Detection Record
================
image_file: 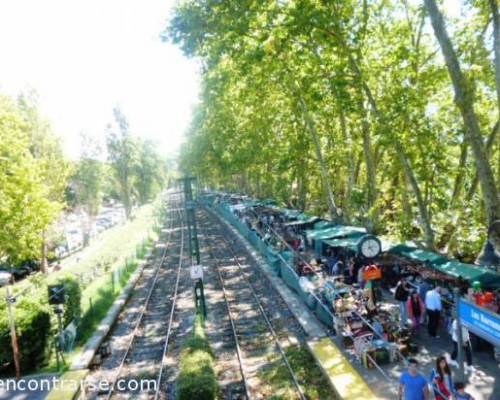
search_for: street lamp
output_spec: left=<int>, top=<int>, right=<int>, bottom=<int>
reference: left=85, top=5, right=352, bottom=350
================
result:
left=0, top=272, right=21, bottom=378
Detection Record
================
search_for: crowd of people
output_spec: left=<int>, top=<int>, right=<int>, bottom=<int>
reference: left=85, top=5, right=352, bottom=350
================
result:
left=227, top=201, right=498, bottom=400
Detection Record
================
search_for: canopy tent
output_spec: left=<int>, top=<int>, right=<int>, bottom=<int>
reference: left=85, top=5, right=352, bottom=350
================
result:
left=313, top=220, right=336, bottom=230
left=323, top=236, right=363, bottom=252
left=387, top=245, right=500, bottom=289
left=306, top=225, right=367, bottom=241
left=282, top=209, right=301, bottom=219
left=389, top=246, right=449, bottom=265
left=261, top=198, right=278, bottom=206
left=283, top=216, right=321, bottom=227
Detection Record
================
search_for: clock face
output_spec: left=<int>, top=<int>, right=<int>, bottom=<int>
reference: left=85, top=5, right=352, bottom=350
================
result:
left=360, top=238, right=381, bottom=258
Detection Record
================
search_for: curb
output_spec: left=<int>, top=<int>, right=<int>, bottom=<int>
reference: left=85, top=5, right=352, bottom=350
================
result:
left=70, top=249, right=153, bottom=371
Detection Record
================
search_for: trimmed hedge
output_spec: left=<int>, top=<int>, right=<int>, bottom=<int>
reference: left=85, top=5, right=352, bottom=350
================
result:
left=0, top=274, right=81, bottom=375
left=176, top=314, right=217, bottom=400
left=0, top=297, right=51, bottom=374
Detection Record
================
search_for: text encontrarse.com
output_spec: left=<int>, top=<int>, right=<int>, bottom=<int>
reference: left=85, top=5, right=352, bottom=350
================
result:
left=0, top=377, right=157, bottom=392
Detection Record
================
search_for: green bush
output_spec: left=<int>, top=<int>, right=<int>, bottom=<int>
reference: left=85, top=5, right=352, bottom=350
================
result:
left=0, top=297, right=51, bottom=374
left=176, top=314, right=217, bottom=400
left=50, top=274, right=82, bottom=327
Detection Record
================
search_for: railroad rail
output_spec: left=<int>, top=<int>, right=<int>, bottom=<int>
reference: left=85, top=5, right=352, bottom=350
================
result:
left=85, top=195, right=185, bottom=399
left=200, top=208, right=306, bottom=400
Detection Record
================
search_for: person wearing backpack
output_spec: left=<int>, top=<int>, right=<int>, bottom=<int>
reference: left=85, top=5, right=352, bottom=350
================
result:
left=395, top=277, right=410, bottom=328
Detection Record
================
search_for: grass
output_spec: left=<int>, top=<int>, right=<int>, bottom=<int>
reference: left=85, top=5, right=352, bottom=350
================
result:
left=176, top=313, right=218, bottom=400
left=258, top=344, right=337, bottom=400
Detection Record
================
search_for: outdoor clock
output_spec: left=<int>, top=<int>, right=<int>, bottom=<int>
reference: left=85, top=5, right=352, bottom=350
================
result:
left=358, top=235, right=382, bottom=259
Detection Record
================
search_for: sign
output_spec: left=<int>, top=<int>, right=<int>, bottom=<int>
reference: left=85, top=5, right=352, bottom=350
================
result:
left=190, top=265, right=204, bottom=280
left=458, top=299, right=500, bottom=347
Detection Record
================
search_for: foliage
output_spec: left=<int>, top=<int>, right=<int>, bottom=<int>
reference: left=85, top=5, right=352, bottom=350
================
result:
left=167, top=0, right=500, bottom=259
left=0, top=94, right=59, bottom=265
left=0, top=296, right=51, bottom=374
left=71, top=134, right=106, bottom=217
left=176, top=314, right=217, bottom=400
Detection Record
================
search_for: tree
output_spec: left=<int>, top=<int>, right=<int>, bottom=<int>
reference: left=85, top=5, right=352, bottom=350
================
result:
left=0, top=95, right=54, bottom=265
left=135, top=139, right=165, bottom=205
left=72, top=133, right=105, bottom=217
left=106, top=106, right=137, bottom=219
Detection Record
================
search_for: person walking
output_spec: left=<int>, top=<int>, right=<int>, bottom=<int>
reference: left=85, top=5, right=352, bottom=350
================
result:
left=395, top=278, right=410, bottom=328
left=407, top=290, right=426, bottom=332
left=449, top=318, right=474, bottom=373
left=399, top=358, right=430, bottom=400
left=425, top=286, right=442, bottom=338
left=430, top=355, right=453, bottom=400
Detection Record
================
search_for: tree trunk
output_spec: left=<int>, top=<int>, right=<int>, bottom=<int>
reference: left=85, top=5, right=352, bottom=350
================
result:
left=394, top=141, right=435, bottom=248
left=357, top=93, right=377, bottom=211
left=490, top=0, right=500, bottom=114
left=340, top=106, right=355, bottom=222
left=424, top=0, right=500, bottom=224
left=296, top=93, right=341, bottom=220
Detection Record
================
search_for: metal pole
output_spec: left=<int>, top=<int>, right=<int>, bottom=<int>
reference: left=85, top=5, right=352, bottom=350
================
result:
left=454, top=289, right=465, bottom=382
left=6, top=285, right=21, bottom=378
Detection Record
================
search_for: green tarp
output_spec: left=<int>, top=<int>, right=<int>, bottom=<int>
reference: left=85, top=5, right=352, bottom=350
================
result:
left=389, top=245, right=448, bottom=265
left=323, top=236, right=363, bottom=251
left=283, top=216, right=320, bottom=227
left=313, top=220, right=335, bottom=230
left=388, top=245, right=500, bottom=288
left=306, top=225, right=367, bottom=241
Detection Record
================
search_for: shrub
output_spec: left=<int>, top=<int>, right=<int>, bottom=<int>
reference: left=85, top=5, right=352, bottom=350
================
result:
left=0, top=297, right=51, bottom=374
left=49, top=274, right=82, bottom=327
left=176, top=314, right=217, bottom=400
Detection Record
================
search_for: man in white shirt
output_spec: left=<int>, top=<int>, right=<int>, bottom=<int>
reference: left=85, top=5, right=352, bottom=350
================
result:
left=425, top=286, right=442, bottom=338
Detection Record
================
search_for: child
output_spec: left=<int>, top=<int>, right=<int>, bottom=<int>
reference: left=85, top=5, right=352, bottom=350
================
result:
left=454, top=382, right=474, bottom=400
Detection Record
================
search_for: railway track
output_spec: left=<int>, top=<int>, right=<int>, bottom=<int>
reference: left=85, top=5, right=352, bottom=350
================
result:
left=198, top=208, right=307, bottom=400
left=85, top=195, right=189, bottom=400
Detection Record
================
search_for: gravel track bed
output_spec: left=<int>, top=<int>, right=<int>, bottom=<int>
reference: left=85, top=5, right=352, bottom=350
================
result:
left=198, top=208, right=307, bottom=400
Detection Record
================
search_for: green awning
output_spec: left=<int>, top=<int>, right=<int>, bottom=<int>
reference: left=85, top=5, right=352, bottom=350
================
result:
left=261, top=198, right=277, bottom=206
left=313, top=220, right=335, bottom=230
left=434, top=260, right=483, bottom=281
left=388, top=245, right=448, bottom=265
left=323, top=236, right=362, bottom=251
left=388, top=245, right=500, bottom=288
left=283, top=216, right=320, bottom=227
left=283, top=209, right=301, bottom=219
left=306, top=225, right=367, bottom=241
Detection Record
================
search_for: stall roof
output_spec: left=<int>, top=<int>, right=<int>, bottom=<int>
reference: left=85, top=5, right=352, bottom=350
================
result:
left=390, top=247, right=449, bottom=265
left=388, top=245, right=500, bottom=288
left=313, top=220, right=336, bottom=230
left=282, top=209, right=301, bottom=218
left=323, top=236, right=362, bottom=251
left=283, top=216, right=321, bottom=227
left=306, top=225, right=367, bottom=241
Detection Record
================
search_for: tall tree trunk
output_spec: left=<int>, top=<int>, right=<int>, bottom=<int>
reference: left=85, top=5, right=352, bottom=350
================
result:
left=394, top=141, right=435, bottom=248
left=466, top=122, right=500, bottom=201
left=340, top=106, right=355, bottom=222
left=295, top=93, right=341, bottom=220
left=357, top=93, right=377, bottom=211
left=424, top=0, right=500, bottom=224
left=490, top=0, right=500, bottom=115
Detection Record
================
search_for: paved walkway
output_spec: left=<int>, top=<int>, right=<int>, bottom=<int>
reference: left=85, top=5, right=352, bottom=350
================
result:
left=0, top=374, right=58, bottom=400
